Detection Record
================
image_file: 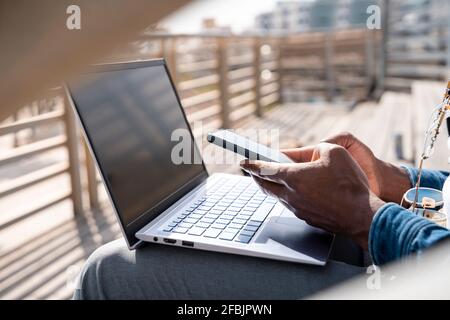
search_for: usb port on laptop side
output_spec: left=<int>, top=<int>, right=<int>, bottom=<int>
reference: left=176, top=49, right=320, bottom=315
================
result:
left=182, top=241, right=194, bottom=247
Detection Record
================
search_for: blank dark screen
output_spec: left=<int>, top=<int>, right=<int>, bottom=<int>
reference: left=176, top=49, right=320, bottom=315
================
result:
left=70, top=65, right=205, bottom=226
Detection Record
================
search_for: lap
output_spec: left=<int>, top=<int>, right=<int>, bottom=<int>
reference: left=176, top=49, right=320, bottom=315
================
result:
left=74, top=238, right=365, bottom=300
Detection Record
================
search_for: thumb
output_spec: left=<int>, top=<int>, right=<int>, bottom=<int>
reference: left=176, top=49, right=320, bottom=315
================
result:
left=240, top=159, right=282, bottom=177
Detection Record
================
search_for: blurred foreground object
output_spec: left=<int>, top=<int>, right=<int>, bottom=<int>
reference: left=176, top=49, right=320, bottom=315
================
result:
left=311, top=239, right=450, bottom=299
left=0, top=0, right=190, bottom=122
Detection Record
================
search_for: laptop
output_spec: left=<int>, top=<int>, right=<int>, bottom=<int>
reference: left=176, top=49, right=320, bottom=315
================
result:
left=67, top=59, right=334, bottom=265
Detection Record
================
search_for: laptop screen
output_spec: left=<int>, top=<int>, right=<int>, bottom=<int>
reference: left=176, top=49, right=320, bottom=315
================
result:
left=68, top=60, right=207, bottom=248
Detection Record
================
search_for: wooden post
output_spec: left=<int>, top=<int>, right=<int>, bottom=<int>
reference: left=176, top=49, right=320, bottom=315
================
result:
left=254, top=38, right=262, bottom=117
left=365, top=30, right=375, bottom=95
left=83, top=139, right=99, bottom=210
left=218, top=38, right=230, bottom=128
left=276, top=38, right=284, bottom=105
left=324, top=32, right=335, bottom=102
left=63, top=88, right=83, bottom=215
left=376, top=0, right=390, bottom=97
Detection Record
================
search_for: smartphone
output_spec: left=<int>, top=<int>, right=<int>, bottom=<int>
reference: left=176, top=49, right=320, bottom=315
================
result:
left=207, top=130, right=294, bottom=163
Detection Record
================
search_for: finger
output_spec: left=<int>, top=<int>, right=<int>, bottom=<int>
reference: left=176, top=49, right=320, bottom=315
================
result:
left=311, top=142, right=338, bottom=162
left=280, top=146, right=316, bottom=163
left=251, top=175, right=287, bottom=199
left=240, top=160, right=292, bottom=185
left=321, top=132, right=356, bottom=149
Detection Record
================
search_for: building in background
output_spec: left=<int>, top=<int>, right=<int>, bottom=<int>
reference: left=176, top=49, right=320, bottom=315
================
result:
left=254, top=0, right=378, bottom=33
left=384, top=0, right=450, bottom=90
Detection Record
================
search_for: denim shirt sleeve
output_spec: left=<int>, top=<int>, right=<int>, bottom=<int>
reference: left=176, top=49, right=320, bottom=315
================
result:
left=402, top=166, right=449, bottom=190
left=369, top=167, right=450, bottom=265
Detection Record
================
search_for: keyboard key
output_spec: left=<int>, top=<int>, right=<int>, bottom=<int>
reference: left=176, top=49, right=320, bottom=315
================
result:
left=178, top=222, right=194, bottom=228
left=173, top=218, right=182, bottom=223
left=189, top=213, right=203, bottom=219
left=196, top=222, right=211, bottom=229
left=219, top=230, right=238, bottom=241
left=163, top=227, right=173, bottom=232
left=247, top=220, right=263, bottom=227
left=172, top=227, right=189, bottom=234
left=234, top=218, right=249, bottom=224
left=211, top=223, right=226, bottom=230
left=219, top=215, right=233, bottom=221
left=240, top=229, right=256, bottom=237
left=168, top=222, right=178, bottom=228
left=184, top=217, right=199, bottom=224
left=223, top=210, right=238, bottom=216
left=224, top=226, right=240, bottom=234
left=251, top=203, right=275, bottom=222
left=188, top=227, right=206, bottom=236
left=216, top=219, right=230, bottom=225
left=214, top=205, right=229, bottom=210
left=230, top=220, right=245, bottom=228
left=243, top=225, right=258, bottom=232
left=203, top=228, right=221, bottom=238
left=200, top=217, right=216, bottom=223
left=205, top=213, right=220, bottom=218
left=235, top=234, right=252, bottom=244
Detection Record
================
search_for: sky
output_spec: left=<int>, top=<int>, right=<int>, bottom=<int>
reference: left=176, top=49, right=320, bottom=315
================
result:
left=162, top=0, right=287, bottom=33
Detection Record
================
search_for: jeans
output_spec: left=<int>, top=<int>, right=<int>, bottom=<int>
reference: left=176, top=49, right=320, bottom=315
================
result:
left=73, top=236, right=365, bottom=300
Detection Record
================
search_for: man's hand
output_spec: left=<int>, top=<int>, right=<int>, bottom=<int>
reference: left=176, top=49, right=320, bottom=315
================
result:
left=282, top=132, right=411, bottom=203
left=241, top=142, right=386, bottom=250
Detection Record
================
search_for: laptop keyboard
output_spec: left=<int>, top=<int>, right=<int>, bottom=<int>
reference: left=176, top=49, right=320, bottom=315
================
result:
left=162, top=177, right=277, bottom=244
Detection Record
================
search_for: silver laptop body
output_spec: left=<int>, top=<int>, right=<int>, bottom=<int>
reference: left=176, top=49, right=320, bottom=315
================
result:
left=67, top=59, right=334, bottom=265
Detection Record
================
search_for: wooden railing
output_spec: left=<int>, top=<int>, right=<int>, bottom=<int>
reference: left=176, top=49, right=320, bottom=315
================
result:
left=0, top=89, right=82, bottom=231
left=0, top=28, right=380, bottom=229
left=131, top=34, right=283, bottom=132
left=279, top=29, right=380, bottom=102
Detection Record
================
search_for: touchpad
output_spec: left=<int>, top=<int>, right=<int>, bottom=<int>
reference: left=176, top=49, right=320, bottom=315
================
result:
left=274, top=209, right=298, bottom=222
left=255, top=209, right=334, bottom=261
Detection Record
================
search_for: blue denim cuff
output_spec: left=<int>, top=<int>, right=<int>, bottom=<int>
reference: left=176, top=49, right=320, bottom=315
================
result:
left=401, top=166, right=449, bottom=191
left=369, top=203, right=423, bottom=265
left=369, top=202, right=450, bottom=265
left=401, top=166, right=416, bottom=188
